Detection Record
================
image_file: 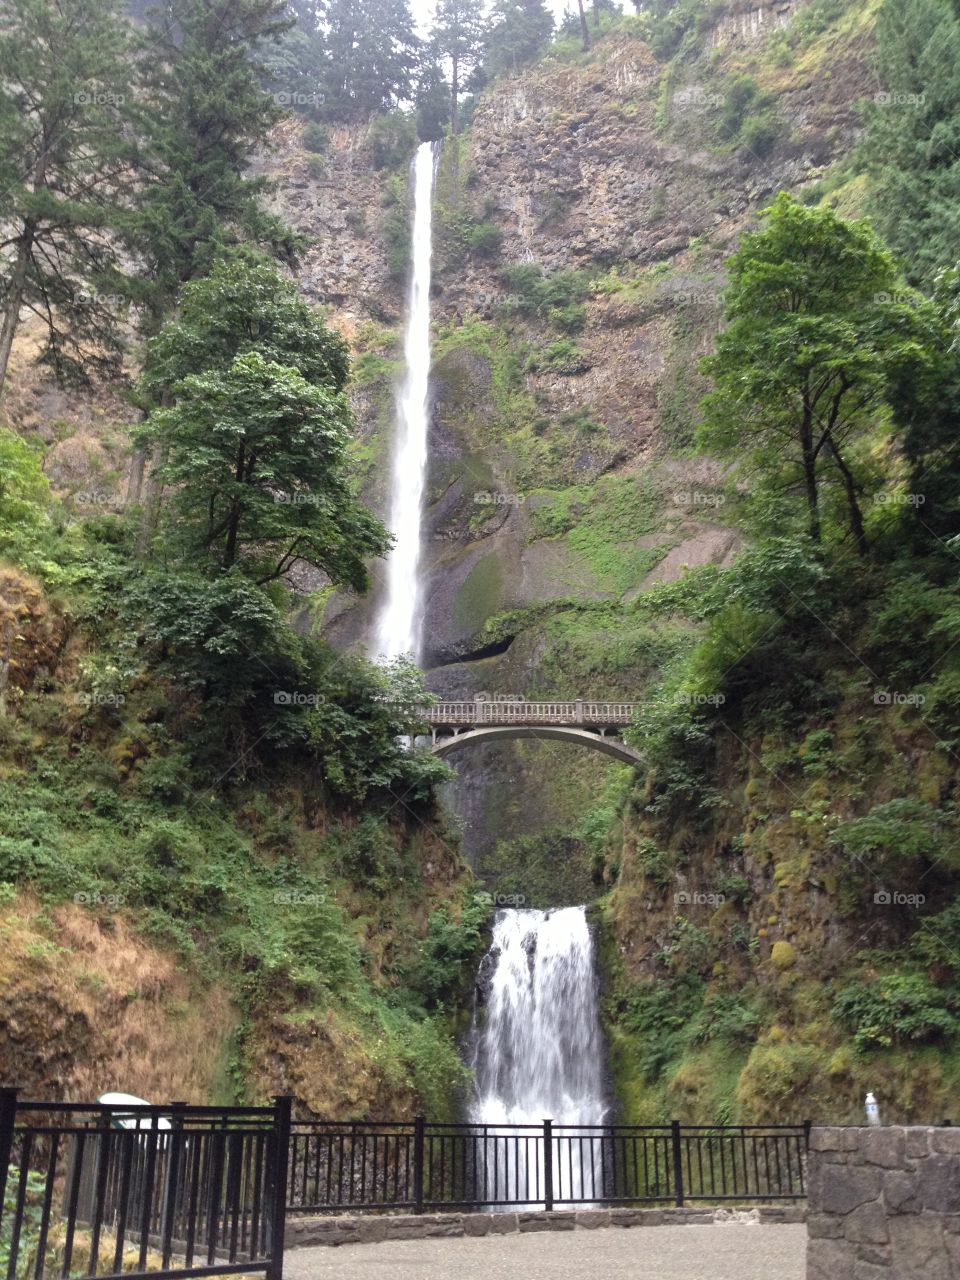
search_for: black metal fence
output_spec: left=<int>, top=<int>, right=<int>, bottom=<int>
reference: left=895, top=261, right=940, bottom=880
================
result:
left=0, top=1090, right=291, bottom=1280
left=286, top=1119, right=811, bottom=1213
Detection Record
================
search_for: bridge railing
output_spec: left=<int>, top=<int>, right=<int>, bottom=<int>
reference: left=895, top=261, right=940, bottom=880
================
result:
left=285, top=1119, right=810, bottom=1213
left=412, top=701, right=640, bottom=727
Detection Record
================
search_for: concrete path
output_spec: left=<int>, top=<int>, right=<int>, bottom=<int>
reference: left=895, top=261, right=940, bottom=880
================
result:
left=285, top=1223, right=807, bottom=1280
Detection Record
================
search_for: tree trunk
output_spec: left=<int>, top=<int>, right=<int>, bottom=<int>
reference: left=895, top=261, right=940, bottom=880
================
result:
left=826, top=439, right=868, bottom=556
left=451, top=53, right=459, bottom=135
left=0, top=229, right=33, bottom=393
left=800, top=405, right=821, bottom=543
left=577, top=0, right=590, bottom=48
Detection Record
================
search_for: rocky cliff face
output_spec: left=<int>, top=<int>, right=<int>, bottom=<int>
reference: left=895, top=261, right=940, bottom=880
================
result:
left=301, top=0, right=874, bottom=871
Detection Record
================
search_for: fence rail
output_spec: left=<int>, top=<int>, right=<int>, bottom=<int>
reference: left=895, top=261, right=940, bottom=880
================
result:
left=412, top=701, right=640, bottom=728
left=2, top=1096, right=810, bottom=1280
left=285, top=1119, right=811, bottom=1213
left=0, top=1090, right=290, bottom=1280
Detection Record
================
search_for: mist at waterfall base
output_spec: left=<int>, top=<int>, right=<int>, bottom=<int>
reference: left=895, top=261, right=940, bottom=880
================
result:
left=470, top=906, right=608, bottom=1204
left=373, top=140, right=438, bottom=665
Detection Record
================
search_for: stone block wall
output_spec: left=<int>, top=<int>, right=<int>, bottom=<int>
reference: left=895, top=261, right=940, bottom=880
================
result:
left=807, top=1127, right=960, bottom=1279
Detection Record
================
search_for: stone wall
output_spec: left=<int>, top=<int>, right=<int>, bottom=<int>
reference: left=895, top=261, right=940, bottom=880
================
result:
left=807, top=1127, right=960, bottom=1279
left=288, top=1204, right=805, bottom=1249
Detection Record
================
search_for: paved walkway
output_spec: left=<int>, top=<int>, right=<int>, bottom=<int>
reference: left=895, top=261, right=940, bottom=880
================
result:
left=285, top=1223, right=807, bottom=1280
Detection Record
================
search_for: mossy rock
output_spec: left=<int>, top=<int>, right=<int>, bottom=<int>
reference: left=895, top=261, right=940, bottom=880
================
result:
left=770, top=940, right=797, bottom=971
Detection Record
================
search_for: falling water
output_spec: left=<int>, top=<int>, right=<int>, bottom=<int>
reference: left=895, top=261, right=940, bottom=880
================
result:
left=471, top=907, right=608, bottom=1204
left=373, top=141, right=439, bottom=663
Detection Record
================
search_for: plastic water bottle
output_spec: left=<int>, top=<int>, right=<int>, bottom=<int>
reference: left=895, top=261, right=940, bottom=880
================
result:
left=865, top=1092, right=881, bottom=1126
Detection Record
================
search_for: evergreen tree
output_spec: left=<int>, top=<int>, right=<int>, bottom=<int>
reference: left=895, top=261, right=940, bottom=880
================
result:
left=430, top=0, right=487, bottom=133
left=0, top=0, right=134, bottom=391
left=120, top=0, right=302, bottom=337
left=322, top=0, right=419, bottom=119
left=262, top=0, right=329, bottom=117
left=484, top=0, right=554, bottom=77
left=415, top=60, right=451, bottom=142
left=860, top=0, right=960, bottom=289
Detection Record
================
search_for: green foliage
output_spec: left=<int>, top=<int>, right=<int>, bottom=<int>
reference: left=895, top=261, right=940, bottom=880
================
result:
left=402, top=892, right=491, bottom=1010
left=829, top=800, right=954, bottom=875
left=301, top=122, right=329, bottom=152
left=834, top=972, right=960, bottom=1050
left=0, top=427, right=51, bottom=554
left=0, top=0, right=133, bottom=387
left=484, top=0, right=554, bottom=78
left=719, top=76, right=784, bottom=157
left=500, top=263, right=592, bottom=323
left=366, top=111, right=418, bottom=170
left=700, top=193, right=934, bottom=553
left=0, top=1165, right=45, bottom=1279
left=859, top=0, right=960, bottom=288
left=137, top=258, right=388, bottom=588
left=120, top=0, right=302, bottom=334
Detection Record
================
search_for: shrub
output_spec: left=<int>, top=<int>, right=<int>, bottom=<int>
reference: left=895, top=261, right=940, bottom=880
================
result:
left=466, top=222, right=502, bottom=259
left=301, top=123, right=328, bottom=154
left=833, top=973, right=960, bottom=1050
left=367, top=111, right=417, bottom=171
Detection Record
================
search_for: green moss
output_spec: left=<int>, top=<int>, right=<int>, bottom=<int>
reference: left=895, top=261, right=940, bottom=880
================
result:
left=452, top=552, right=507, bottom=635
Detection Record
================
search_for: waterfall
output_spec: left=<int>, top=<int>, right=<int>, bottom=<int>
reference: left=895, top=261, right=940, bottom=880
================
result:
left=373, top=140, right=439, bottom=663
left=471, top=906, right=608, bottom=1204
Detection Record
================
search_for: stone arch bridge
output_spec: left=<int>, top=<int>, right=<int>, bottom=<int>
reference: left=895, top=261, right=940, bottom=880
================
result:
left=411, top=700, right=643, bottom=765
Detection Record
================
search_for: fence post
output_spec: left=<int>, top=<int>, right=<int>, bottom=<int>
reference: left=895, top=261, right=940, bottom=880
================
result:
left=803, top=1120, right=812, bottom=1150
left=413, top=1116, right=425, bottom=1215
left=542, top=1119, right=554, bottom=1213
left=670, top=1121, right=684, bottom=1209
left=267, top=1096, right=293, bottom=1280
left=0, top=1087, right=18, bottom=1231
left=161, top=1102, right=187, bottom=1267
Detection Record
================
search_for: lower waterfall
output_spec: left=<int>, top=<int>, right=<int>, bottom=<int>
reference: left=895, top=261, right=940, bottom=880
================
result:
left=470, top=906, right=608, bottom=1204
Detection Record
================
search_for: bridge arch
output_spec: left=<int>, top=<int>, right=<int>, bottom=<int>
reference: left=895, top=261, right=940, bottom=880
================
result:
left=430, top=724, right=643, bottom=765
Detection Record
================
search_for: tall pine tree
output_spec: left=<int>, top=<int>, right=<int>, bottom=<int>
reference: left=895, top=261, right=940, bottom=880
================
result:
left=484, top=0, right=553, bottom=77
left=0, top=0, right=134, bottom=391
left=120, top=0, right=302, bottom=337
left=430, top=0, right=486, bottom=133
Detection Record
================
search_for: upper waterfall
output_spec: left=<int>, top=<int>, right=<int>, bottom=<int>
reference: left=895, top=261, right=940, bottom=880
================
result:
left=373, top=140, right=439, bottom=664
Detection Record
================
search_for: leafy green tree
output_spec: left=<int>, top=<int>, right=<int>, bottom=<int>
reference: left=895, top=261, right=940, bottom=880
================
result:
left=484, top=0, right=554, bottom=77
left=700, top=194, right=930, bottom=555
left=429, top=0, right=487, bottom=133
left=322, top=0, right=419, bottom=119
left=0, top=0, right=134, bottom=391
left=860, top=0, right=960, bottom=289
left=139, top=252, right=350, bottom=399
left=137, top=259, right=389, bottom=586
left=120, top=0, right=302, bottom=336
